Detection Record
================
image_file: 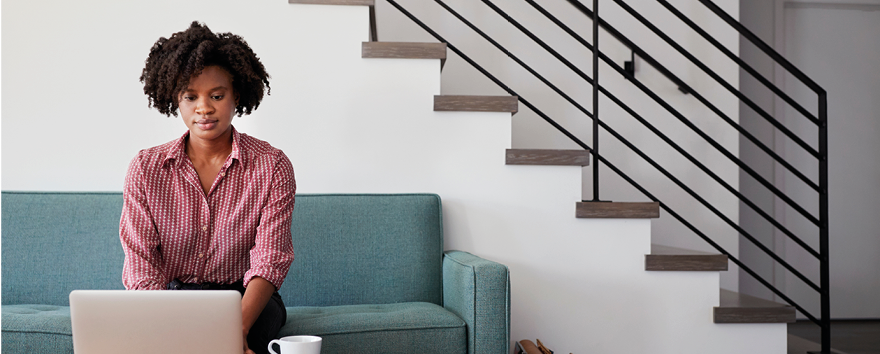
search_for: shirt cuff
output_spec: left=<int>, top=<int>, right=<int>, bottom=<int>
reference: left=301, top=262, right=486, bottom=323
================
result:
left=243, top=267, right=287, bottom=290
left=131, top=280, right=166, bottom=291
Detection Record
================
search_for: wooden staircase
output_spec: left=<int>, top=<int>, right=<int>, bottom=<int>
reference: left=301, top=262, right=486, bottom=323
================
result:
left=285, top=0, right=794, bottom=352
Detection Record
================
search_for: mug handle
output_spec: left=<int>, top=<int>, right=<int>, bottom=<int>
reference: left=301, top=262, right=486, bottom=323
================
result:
left=268, top=339, right=281, bottom=354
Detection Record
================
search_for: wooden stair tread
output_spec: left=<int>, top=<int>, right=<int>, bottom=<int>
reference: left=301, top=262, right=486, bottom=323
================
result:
left=362, top=42, right=447, bottom=67
left=714, top=289, right=796, bottom=323
left=575, top=202, right=659, bottom=219
left=506, top=149, right=590, bottom=166
left=646, top=244, right=728, bottom=271
left=434, top=95, right=518, bottom=113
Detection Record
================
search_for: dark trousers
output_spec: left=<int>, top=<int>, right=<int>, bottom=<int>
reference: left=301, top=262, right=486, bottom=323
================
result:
left=167, top=280, right=287, bottom=354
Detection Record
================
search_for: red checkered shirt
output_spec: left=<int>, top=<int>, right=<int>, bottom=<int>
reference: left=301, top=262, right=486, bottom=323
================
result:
left=120, top=127, right=295, bottom=291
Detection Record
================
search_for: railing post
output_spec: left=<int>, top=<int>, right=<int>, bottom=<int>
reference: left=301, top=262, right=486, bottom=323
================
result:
left=819, top=92, right=830, bottom=354
left=591, top=0, right=601, bottom=201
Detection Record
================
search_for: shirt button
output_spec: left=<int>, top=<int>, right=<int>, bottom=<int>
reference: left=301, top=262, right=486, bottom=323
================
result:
left=201, top=226, right=208, bottom=231
left=198, top=253, right=204, bottom=258
left=220, top=172, right=226, bottom=177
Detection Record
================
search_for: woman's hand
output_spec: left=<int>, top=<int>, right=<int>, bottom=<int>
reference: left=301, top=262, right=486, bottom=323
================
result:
left=243, top=331, right=255, bottom=354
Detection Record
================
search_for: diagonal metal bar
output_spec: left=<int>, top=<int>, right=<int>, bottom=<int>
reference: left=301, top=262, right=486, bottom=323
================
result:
left=594, top=0, right=821, bottom=158
left=556, top=0, right=819, bottom=191
left=386, top=0, right=823, bottom=327
left=597, top=88, right=821, bottom=291
left=594, top=152, right=821, bottom=325
left=529, top=0, right=819, bottom=193
left=698, top=0, right=825, bottom=95
left=655, top=0, right=820, bottom=126
left=488, top=0, right=821, bottom=258
left=380, top=0, right=591, bottom=152
left=524, top=0, right=821, bottom=226
left=438, top=0, right=823, bottom=278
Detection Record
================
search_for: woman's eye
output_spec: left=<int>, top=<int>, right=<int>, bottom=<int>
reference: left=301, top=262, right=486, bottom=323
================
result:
left=183, top=96, right=196, bottom=101
left=212, top=95, right=224, bottom=100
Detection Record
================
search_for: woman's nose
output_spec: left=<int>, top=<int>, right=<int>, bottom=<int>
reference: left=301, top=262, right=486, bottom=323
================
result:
left=195, top=97, right=214, bottom=115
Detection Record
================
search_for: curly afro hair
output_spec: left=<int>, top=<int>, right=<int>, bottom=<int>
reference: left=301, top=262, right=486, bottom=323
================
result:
left=140, top=21, right=270, bottom=117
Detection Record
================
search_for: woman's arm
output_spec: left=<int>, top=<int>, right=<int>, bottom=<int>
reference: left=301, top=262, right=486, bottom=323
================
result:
left=241, top=277, right=276, bottom=353
left=241, top=151, right=296, bottom=353
left=120, top=152, right=168, bottom=290
left=242, top=150, right=295, bottom=290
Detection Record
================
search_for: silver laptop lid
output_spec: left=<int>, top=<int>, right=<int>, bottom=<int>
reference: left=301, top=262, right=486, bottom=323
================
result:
left=70, top=290, right=242, bottom=354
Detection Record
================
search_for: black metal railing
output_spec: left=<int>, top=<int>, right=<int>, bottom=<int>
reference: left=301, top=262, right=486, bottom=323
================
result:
left=383, top=0, right=829, bottom=352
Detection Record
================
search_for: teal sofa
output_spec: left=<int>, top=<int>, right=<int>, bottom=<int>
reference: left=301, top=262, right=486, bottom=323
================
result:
left=1, top=191, right=510, bottom=354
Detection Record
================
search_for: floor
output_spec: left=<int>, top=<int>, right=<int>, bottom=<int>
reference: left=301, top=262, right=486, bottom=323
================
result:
left=787, top=320, right=880, bottom=354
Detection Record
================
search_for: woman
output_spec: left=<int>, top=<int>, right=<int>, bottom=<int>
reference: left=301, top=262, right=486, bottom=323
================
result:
left=120, top=22, right=295, bottom=354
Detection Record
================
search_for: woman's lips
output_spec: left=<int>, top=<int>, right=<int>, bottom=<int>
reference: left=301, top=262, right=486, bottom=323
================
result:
left=196, top=119, right=217, bottom=130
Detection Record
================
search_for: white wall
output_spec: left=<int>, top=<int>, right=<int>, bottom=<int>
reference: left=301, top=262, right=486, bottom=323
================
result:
left=1, top=1, right=786, bottom=352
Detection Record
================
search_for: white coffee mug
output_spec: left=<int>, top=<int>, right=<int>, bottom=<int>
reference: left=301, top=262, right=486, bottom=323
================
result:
left=267, top=335, right=322, bottom=354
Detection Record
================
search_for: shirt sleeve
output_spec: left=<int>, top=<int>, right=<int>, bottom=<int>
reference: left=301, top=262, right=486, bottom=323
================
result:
left=119, top=152, right=169, bottom=290
left=243, top=150, right=296, bottom=290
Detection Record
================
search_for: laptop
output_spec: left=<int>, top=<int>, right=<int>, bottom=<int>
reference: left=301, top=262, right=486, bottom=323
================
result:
left=70, top=290, right=243, bottom=354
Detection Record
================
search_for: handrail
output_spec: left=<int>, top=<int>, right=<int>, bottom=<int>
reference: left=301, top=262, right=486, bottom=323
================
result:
left=560, top=0, right=820, bottom=192
left=698, top=0, right=826, bottom=95
left=564, top=0, right=822, bottom=227
left=588, top=0, right=830, bottom=350
left=583, top=0, right=830, bottom=348
left=381, top=0, right=829, bottom=351
left=383, top=1, right=821, bottom=322
left=606, top=0, right=821, bottom=157
left=525, top=0, right=823, bottom=258
left=654, top=0, right=820, bottom=125
left=469, top=0, right=821, bottom=290
left=467, top=0, right=822, bottom=261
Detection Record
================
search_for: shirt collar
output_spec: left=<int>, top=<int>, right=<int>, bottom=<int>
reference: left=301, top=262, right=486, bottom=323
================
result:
left=162, top=126, right=246, bottom=169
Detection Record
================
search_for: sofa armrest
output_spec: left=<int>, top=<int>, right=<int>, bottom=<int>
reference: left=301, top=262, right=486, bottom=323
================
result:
left=442, top=250, right=510, bottom=354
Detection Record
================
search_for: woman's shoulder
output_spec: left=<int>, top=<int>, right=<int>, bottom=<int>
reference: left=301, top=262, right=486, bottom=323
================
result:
left=129, top=135, right=186, bottom=169
left=236, top=133, right=293, bottom=178
left=237, top=132, right=286, bottom=159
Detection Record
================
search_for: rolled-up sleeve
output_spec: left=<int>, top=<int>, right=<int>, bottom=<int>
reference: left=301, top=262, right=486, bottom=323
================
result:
left=119, top=152, right=168, bottom=290
left=243, top=151, right=296, bottom=290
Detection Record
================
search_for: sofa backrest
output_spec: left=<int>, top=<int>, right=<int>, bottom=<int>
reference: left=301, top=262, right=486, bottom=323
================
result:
left=279, top=194, right=443, bottom=307
left=1, top=192, right=126, bottom=306
left=1, top=192, right=444, bottom=307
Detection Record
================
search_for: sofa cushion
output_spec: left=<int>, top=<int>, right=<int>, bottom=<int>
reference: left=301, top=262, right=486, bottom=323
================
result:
left=1, top=304, right=73, bottom=352
left=281, top=194, right=444, bottom=307
left=279, top=302, right=465, bottom=354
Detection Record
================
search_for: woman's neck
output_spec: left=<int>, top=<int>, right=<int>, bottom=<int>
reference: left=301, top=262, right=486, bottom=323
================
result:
left=185, top=128, right=233, bottom=165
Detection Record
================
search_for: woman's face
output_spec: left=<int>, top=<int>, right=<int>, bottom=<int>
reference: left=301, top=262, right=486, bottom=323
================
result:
left=178, top=65, right=237, bottom=144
